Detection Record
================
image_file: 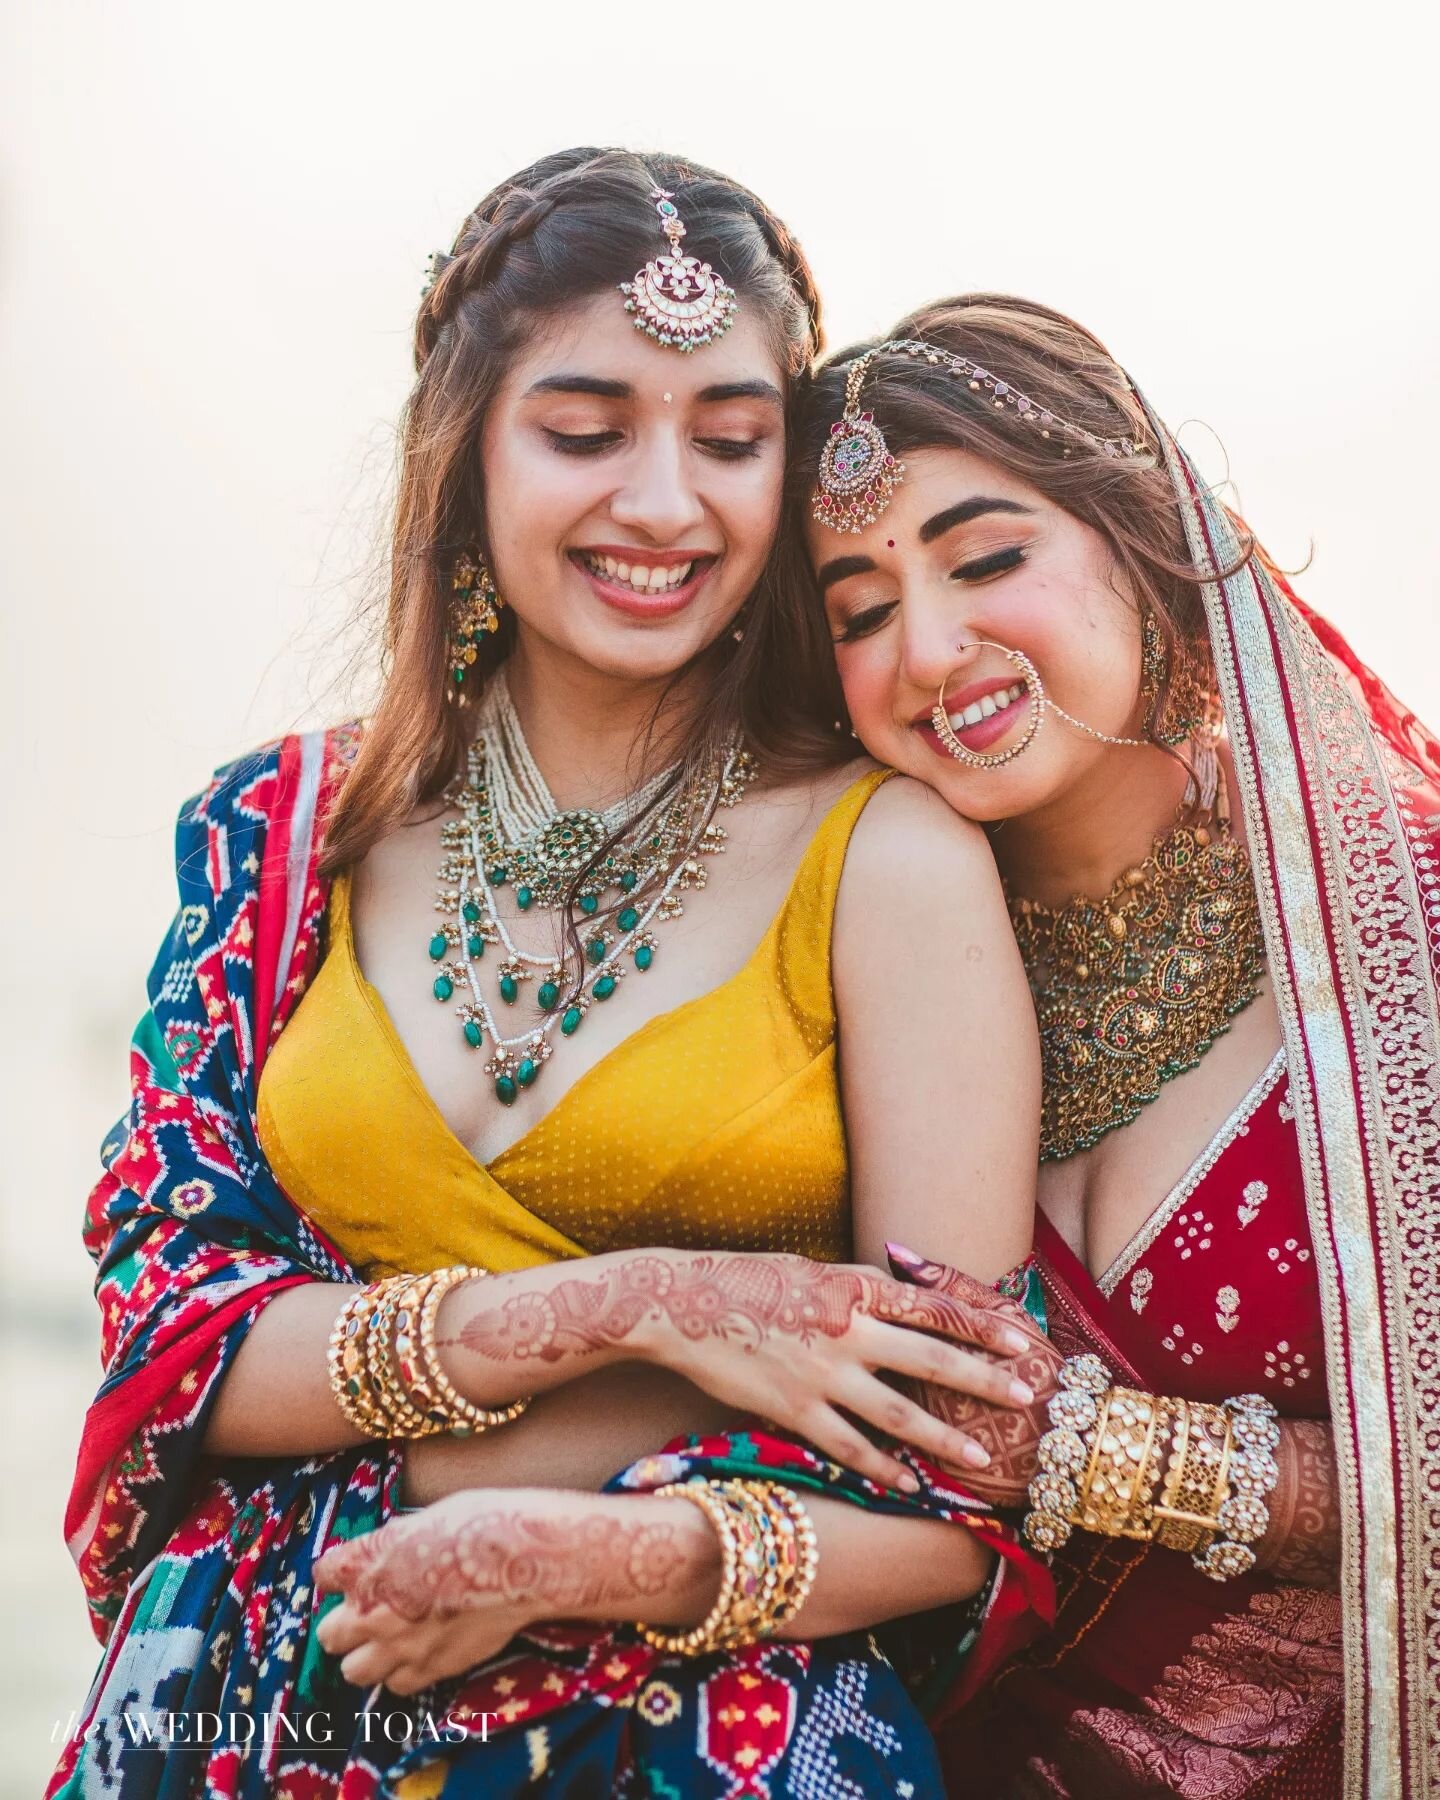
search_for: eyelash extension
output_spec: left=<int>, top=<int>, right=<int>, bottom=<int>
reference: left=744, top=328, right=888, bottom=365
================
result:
left=545, top=430, right=622, bottom=455
left=953, top=545, right=1025, bottom=583
left=699, top=438, right=763, bottom=460
left=835, top=602, right=897, bottom=645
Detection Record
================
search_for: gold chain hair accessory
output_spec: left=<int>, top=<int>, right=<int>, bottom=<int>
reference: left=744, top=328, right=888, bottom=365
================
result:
left=620, top=188, right=738, bottom=354
left=813, top=339, right=1153, bottom=532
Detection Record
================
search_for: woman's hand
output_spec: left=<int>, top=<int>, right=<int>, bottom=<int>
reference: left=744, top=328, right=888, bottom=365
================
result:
left=886, top=1243, right=1062, bottom=1507
left=437, top=1248, right=1036, bottom=1495
left=638, top=1250, right=1037, bottom=1491
left=314, top=1487, right=715, bottom=1696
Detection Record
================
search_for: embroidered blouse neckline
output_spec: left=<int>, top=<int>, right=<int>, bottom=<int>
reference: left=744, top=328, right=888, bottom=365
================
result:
left=1096, top=1049, right=1288, bottom=1297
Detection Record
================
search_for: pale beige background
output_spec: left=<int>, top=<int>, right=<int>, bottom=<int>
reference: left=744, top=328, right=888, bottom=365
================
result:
left=3, top=0, right=1436, bottom=1788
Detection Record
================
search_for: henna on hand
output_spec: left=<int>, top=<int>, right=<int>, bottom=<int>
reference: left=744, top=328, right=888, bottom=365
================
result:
left=885, top=1243, right=1061, bottom=1506
left=1255, top=1417, right=1341, bottom=1591
left=441, top=1251, right=1023, bottom=1368
left=316, top=1501, right=697, bottom=1625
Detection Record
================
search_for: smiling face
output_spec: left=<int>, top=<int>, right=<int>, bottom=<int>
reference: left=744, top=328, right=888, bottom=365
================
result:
left=807, top=446, right=1149, bottom=823
left=481, top=292, right=787, bottom=687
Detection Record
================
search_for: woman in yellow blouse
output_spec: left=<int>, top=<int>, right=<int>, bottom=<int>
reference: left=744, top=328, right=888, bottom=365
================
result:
left=53, top=149, right=1052, bottom=1800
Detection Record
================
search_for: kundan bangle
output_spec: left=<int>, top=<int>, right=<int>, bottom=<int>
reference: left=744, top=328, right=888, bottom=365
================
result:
left=404, top=1264, right=532, bottom=1437
left=637, top=1481, right=744, bottom=1656
left=327, top=1282, right=395, bottom=1439
left=636, top=1480, right=819, bottom=1656
left=367, top=1275, right=447, bottom=1439
left=325, top=1266, right=531, bottom=1440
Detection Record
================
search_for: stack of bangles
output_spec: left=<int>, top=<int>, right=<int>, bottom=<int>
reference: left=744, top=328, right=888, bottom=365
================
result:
left=326, top=1265, right=532, bottom=1439
left=1022, top=1353, right=1281, bottom=1581
left=636, top=1479, right=820, bottom=1656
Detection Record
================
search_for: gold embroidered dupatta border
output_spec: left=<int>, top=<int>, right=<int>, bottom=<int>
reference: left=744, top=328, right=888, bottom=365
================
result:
left=1148, top=412, right=1439, bottom=1798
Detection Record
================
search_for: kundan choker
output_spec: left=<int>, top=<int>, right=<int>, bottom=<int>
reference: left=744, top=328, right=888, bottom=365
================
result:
left=428, top=675, right=757, bottom=1106
left=1008, top=769, right=1266, bottom=1161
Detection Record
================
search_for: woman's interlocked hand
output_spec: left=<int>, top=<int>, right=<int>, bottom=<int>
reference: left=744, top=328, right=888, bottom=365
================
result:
left=884, top=1242, right=1063, bottom=1507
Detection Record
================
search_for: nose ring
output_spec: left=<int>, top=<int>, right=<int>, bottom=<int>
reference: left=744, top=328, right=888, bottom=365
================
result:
left=931, top=643, right=1046, bottom=769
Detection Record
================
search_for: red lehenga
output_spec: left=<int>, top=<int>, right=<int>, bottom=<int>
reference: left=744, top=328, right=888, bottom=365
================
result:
left=936, top=410, right=1440, bottom=1799
left=937, top=1055, right=1344, bottom=1794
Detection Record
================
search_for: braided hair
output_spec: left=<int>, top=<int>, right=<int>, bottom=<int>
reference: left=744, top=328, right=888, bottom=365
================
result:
left=322, top=147, right=838, bottom=877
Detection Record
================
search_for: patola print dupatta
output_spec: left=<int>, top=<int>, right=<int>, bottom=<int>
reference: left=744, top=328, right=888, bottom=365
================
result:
left=1146, top=406, right=1440, bottom=1799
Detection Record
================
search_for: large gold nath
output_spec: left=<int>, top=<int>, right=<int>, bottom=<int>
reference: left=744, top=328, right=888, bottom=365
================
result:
left=1009, top=817, right=1266, bottom=1162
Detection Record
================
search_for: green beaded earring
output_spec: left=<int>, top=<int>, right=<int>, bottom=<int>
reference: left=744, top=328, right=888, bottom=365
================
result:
left=447, top=552, right=503, bottom=702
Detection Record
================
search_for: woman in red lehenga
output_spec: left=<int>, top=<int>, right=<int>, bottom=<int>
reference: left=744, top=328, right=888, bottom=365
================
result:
left=796, top=296, right=1440, bottom=1798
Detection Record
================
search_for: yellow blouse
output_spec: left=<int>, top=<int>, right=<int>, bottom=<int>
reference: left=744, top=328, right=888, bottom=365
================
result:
left=257, top=768, right=889, bottom=1279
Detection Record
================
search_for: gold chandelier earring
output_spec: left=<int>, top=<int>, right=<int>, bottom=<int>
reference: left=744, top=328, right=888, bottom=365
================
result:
left=1140, top=607, right=1222, bottom=748
left=447, top=552, right=503, bottom=703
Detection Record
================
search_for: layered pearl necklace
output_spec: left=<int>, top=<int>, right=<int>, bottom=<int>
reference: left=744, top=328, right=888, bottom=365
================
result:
left=427, top=673, right=757, bottom=1107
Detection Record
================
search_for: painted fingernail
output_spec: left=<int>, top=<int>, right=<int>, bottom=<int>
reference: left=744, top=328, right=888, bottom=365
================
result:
left=1009, top=1380, right=1035, bottom=1405
left=886, top=1241, right=926, bottom=1275
left=1003, top=1328, right=1030, bottom=1354
left=898, top=1470, right=920, bottom=1494
left=962, top=1441, right=992, bottom=1468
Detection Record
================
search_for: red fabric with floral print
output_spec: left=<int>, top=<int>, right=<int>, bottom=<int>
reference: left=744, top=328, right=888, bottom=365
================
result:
left=934, top=1051, right=1342, bottom=1798
left=1095, top=1052, right=1328, bottom=1414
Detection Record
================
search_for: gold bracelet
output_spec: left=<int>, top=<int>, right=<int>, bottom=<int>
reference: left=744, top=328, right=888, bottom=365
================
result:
left=1152, top=1399, right=1230, bottom=1554
left=367, top=1274, right=448, bottom=1438
left=1075, top=1386, right=1167, bottom=1542
left=636, top=1482, right=743, bottom=1656
left=749, top=1482, right=819, bottom=1634
left=327, top=1282, right=394, bottom=1439
left=407, top=1264, right=532, bottom=1437
left=1024, top=1352, right=1111, bottom=1552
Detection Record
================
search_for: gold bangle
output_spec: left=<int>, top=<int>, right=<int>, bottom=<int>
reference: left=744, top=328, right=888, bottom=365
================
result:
left=1152, top=1399, right=1230, bottom=1553
left=636, top=1482, right=743, bottom=1656
left=368, top=1274, right=448, bottom=1438
left=1075, top=1385, right=1166, bottom=1542
left=327, top=1282, right=394, bottom=1439
left=408, top=1265, right=532, bottom=1437
left=748, top=1482, right=818, bottom=1634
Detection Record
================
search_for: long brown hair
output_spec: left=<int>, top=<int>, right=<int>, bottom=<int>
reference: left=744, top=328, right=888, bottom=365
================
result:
left=321, top=147, right=847, bottom=876
left=791, top=293, right=1253, bottom=746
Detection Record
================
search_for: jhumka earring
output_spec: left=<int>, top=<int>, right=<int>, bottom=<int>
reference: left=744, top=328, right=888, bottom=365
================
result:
left=811, top=351, right=905, bottom=534
left=448, top=553, right=503, bottom=701
left=619, top=188, right=738, bottom=353
left=1139, top=608, right=1221, bottom=748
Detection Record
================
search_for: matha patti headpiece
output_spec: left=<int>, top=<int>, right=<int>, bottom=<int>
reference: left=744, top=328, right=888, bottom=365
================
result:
left=620, top=188, right=738, bottom=353
left=812, top=338, right=1154, bottom=532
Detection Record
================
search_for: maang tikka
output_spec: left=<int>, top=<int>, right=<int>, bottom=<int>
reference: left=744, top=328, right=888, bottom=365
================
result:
left=812, top=339, right=1152, bottom=532
left=447, top=552, right=503, bottom=702
left=620, top=188, right=738, bottom=353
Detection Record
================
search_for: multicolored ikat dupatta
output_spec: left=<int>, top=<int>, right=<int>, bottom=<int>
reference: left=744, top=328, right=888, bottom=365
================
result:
left=47, top=729, right=1048, bottom=1799
left=1143, top=408, right=1440, bottom=1799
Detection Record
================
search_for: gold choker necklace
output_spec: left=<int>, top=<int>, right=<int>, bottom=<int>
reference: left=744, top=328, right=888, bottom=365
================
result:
left=1009, top=808, right=1266, bottom=1163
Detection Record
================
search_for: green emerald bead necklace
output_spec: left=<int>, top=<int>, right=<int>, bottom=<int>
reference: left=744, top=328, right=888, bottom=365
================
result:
left=426, top=672, right=757, bottom=1107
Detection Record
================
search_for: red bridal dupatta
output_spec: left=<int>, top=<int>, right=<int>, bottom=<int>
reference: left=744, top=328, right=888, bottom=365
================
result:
left=1166, top=435, right=1440, bottom=1799
left=1023, top=416, right=1438, bottom=1799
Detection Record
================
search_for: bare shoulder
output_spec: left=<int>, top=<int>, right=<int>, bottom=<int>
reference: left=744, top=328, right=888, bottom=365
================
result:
left=842, top=772, right=1000, bottom=903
